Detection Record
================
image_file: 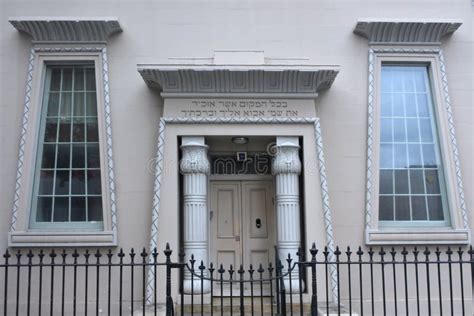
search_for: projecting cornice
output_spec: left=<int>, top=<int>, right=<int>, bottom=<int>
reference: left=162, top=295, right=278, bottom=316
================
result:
left=354, top=18, right=462, bottom=44
left=9, top=17, right=122, bottom=43
left=137, top=63, right=339, bottom=98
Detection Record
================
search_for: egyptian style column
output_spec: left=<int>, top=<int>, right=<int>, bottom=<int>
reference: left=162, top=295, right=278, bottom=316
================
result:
left=180, top=137, right=210, bottom=294
left=272, top=136, right=303, bottom=292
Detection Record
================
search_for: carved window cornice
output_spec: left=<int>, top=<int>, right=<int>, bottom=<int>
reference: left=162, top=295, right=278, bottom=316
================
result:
left=354, top=19, right=462, bottom=44
left=9, top=17, right=122, bottom=43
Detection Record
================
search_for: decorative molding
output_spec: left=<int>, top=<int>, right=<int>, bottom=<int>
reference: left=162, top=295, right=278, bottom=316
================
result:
left=9, top=17, right=122, bottom=43
left=365, top=47, right=469, bottom=241
left=11, top=48, right=35, bottom=231
left=137, top=65, right=339, bottom=97
left=146, top=117, right=338, bottom=303
left=10, top=46, right=118, bottom=240
left=354, top=19, right=462, bottom=43
left=314, top=116, right=338, bottom=302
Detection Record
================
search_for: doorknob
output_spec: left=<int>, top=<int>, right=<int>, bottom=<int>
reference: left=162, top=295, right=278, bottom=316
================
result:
left=235, top=236, right=240, bottom=241
left=256, top=218, right=262, bottom=228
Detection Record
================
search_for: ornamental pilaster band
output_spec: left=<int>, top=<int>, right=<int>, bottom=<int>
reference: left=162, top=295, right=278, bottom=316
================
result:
left=272, top=136, right=303, bottom=292
left=180, top=137, right=211, bottom=293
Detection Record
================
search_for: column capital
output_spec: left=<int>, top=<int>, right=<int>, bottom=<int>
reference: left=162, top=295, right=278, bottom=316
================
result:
left=272, top=137, right=301, bottom=175
left=180, top=137, right=210, bottom=174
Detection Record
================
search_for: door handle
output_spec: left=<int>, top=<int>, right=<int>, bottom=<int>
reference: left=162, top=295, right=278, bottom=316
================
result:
left=235, top=235, right=240, bottom=242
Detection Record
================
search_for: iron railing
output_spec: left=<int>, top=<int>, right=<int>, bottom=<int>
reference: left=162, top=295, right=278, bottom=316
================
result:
left=1, top=244, right=473, bottom=315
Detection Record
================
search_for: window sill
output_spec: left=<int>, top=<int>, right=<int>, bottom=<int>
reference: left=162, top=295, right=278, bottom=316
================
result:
left=366, top=228, right=470, bottom=245
left=8, top=231, right=117, bottom=247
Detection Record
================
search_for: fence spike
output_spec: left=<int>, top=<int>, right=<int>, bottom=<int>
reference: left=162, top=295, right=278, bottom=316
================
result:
left=140, top=247, right=148, bottom=258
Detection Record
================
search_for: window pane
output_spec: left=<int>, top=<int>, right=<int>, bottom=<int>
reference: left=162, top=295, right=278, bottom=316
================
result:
left=405, top=93, right=417, bottom=117
left=47, top=93, right=60, bottom=117
left=38, top=170, right=54, bottom=195
left=74, top=68, right=85, bottom=91
left=380, top=144, right=393, bottom=169
left=41, top=144, right=56, bottom=168
left=381, top=93, right=392, bottom=117
left=422, top=144, right=436, bottom=168
left=36, top=197, right=52, bottom=222
left=380, top=118, right=392, bottom=142
left=71, top=170, right=85, bottom=194
left=58, top=119, right=71, bottom=142
left=44, top=119, right=58, bottom=142
left=419, top=119, right=433, bottom=142
left=72, top=144, right=85, bottom=168
left=87, top=144, right=101, bottom=168
left=408, top=144, right=422, bottom=168
left=428, top=196, right=444, bottom=220
left=417, top=94, right=429, bottom=117
left=62, top=68, right=73, bottom=91
left=50, top=69, right=61, bottom=91
left=379, top=196, right=394, bottom=220
left=425, top=170, right=441, bottom=194
left=392, top=93, right=404, bottom=117
left=87, top=170, right=102, bottom=195
left=86, top=120, right=99, bottom=142
left=395, top=196, right=410, bottom=220
left=394, top=170, right=409, bottom=194
left=53, top=197, right=69, bottom=221
left=55, top=170, right=70, bottom=195
left=406, top=119, right=419, bottom=142
left=85, top=68, right=96, bottom=91
left=56, top=144, right=70, bottom=169
left=60, top=92, right=72, bottom=117
left=379, top=170, right=393, bottom=194
left=73, top=92, right=85, bottom=117
left=411, top=196, right=427, bottom=220
left=88, top=197, right=103, bottom=221
left=86, top=92, right=98, bottom=116
left=393, top=118, right=406, bottom=142
left=72, top=119, right=85, bottom=142
left=409, top=170, right=425, bottom=194
left=71, top=197, right=86, bottom=221
left=393, top=144, right=407, bottom=168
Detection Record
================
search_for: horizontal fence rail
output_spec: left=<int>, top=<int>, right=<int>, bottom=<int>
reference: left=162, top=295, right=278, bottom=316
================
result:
left=0, top=244, right=473, bottom=315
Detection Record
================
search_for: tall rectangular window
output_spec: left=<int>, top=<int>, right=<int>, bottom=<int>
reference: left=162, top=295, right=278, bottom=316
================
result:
left=378, top=65, right=449, bottom=225
left=31, top=64, right=103, bottom=229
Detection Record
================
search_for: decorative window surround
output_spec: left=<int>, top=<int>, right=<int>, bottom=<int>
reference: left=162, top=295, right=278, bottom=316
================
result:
left=8, top=18, right=121, bottom=247
left=354, top=19, right=469, bottom=245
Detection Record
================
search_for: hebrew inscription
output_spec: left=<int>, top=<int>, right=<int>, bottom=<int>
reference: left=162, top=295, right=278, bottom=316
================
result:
left=180, top=99, right=299, bottom=118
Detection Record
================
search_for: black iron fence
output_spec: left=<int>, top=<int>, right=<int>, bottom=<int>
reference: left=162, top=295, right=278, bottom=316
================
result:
left=1, top=244, right=473, bottom=316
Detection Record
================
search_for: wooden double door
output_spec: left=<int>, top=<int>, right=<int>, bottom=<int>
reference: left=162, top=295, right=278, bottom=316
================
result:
left=209, top=180, right=275, bottom=272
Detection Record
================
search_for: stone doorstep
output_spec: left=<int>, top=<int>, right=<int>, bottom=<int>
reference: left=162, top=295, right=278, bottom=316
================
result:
left=134, top=301, right=359, bottom=316
left=317, top=302, right=359, bottom=316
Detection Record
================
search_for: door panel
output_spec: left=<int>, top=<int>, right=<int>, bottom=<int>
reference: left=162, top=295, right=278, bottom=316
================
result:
left=242, top=181, right=274, bottom=269
left=210, top=182, right=241, bottom=271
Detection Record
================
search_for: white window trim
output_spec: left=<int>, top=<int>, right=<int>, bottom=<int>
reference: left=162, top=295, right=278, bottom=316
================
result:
left=9, top=46, right=118, bottom=247
left=365, top=47, right=470, bottom=245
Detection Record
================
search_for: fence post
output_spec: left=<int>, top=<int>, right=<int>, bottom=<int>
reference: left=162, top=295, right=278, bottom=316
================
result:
left=310, top=243, right=318, bottom=316
left=164, top=243, right=174, bottom=316
left=278, top=259, right=287, bottom=316
left=238, top=264, right=245, bottom=316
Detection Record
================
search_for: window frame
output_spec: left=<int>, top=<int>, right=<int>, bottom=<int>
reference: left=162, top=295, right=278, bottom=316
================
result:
left=366, top=48, right=470, bottom=245
left=9, top=47, right=117, bottom=247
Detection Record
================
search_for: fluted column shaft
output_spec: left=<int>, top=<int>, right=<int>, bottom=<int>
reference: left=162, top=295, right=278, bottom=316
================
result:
left=180, top=137, right=210, bottom=294
left=272, top=137, right=303, bottom=292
